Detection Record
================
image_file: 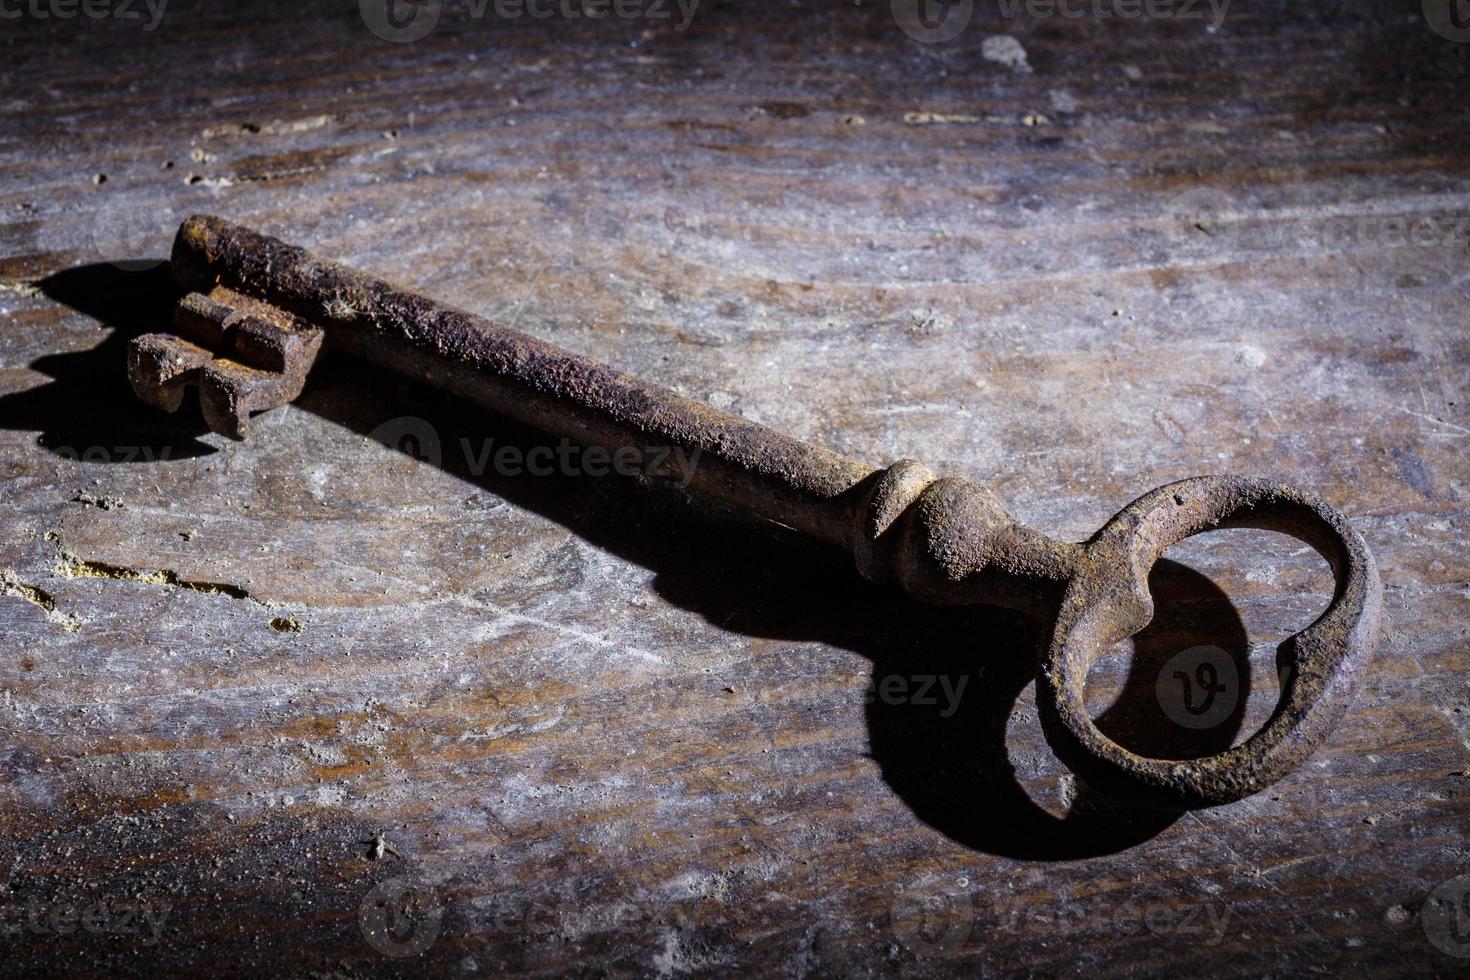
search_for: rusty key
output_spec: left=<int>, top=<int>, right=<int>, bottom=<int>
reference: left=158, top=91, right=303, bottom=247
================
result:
left=127, top=215, right=1382, bottom=808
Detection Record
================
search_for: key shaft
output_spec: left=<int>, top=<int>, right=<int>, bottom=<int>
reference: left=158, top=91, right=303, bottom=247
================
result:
left=148, top=214, right=1078, bottom=614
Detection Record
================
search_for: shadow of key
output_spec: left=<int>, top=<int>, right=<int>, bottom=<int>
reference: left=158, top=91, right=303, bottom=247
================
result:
left=0, top=263, right=215, bottom=461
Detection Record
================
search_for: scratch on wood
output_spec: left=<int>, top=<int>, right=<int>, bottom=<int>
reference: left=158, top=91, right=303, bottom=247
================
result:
left=0, top=569, right=81, bottom=632
left=55, top=548, right=257, bottom=601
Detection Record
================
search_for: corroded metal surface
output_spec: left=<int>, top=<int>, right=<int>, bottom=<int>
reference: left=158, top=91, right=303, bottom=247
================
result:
left=129, top=285, right=323, bottom=438
left=132, top=216, right=1383, bottom=808
left=1040, top=476, right=1384, bottom=807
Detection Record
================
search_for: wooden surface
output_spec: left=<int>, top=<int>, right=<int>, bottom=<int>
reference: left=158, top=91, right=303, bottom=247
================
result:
left=1, top=1, right=1468, bottom=975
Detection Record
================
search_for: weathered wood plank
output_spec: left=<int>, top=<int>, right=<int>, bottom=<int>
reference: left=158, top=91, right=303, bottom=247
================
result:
left=0, top=1, right=1466, bottom=975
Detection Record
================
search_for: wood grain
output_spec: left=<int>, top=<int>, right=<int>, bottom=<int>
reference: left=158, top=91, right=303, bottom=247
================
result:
left=0, top=0, right=1467, bottom=975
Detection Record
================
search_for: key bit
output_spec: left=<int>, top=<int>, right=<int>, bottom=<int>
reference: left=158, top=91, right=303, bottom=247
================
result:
left=123, top=214, right=1383, bottom=809
left=129, top=285, right=323, bottom=438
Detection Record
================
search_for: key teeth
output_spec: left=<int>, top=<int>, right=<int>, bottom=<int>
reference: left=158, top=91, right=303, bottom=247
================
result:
left=175, top=292, right=233, bottom=348
left=199, top=360, right=270, bottom=440
left=127, top=289, right=324, bottom=438
left=128, top=333, right=214, bottom=413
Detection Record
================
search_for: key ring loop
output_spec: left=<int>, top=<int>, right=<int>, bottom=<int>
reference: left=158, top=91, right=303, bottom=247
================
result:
left=1036, top=476, right=1383, bottom=808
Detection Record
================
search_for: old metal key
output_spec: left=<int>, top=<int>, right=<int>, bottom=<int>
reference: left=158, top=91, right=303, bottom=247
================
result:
left=127, top=215, right=1382, bottom=808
